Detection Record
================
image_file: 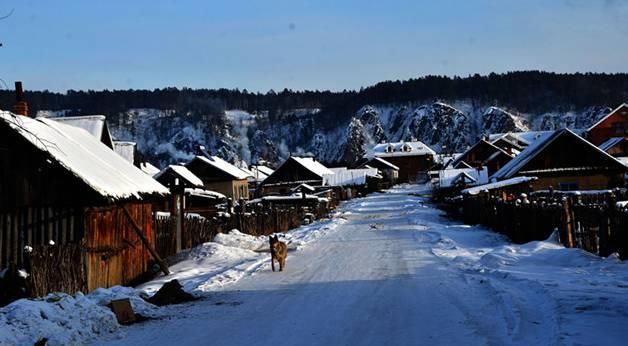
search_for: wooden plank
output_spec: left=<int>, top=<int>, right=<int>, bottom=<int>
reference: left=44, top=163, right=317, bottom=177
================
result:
left=27, top=208, right=33, bottom=248
left=47, top=207, right=53, bottom=244
left=9, top=213, right=15, bottom=265
left=122, top=204, right=169, bottom=275
left=0, top=213, right=5, bottom=268
left=61, top=209, right=67, bottom=245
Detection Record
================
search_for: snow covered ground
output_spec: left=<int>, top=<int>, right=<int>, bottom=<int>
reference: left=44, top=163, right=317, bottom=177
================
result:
left=93, top=184, right=628, bottom=346
left=3, top=185, right=628, bottom=345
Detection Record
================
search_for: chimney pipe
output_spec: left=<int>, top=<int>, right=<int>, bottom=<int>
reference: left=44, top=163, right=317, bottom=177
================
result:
left=12, top=81, right=29, bottom=117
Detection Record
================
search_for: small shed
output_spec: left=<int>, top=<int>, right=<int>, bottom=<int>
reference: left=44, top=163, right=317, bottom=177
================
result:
left=185, top=155, right=250, bottom=200
left=260, top=156, right=334, bottom=195
left=359, top=157, right=399, bottom=184
left=0, top=111, right=169, bottom=293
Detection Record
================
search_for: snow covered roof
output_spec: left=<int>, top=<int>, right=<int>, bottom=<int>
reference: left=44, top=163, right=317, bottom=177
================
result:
left=248, top=193, right=327, bottom=204
left=448, top=139, right=512, bottom=168
left=370, top=141, right=436, bottom=158
left=491, top=129, right=626, bottom=180
left=251, top=165, right=274, bottom=176
left=184, top=188, right=226, bottom=200
left=155, top=165, right=204, bottom=187
left=248, top=166, right=272, bottom=181
left=488, top=131, right=555, bottom=146
left=462, top=177, right=537, bottom=195
left=238, top=166, right=256, bottom=178
left=195, top=156, right=250, bottom=180
left=291, top=157, right=335, bottom=177
left=0, top=112, right=169, bottom=201
left=587, top=103, right=628, bottom=131
left=50, top=115, right=113, bottom=147
left=140, top=162, right=161, bottom=176
left=323, top=168, right=380, bottom=187
left=370, top=157, right=400, bottom=170
left=599, top=137, right=626, bottom=152
left=113, top=141, right=135, bottom=164
left=616, top=157, right=628, bottom=167
left=291, top=183, right=316, bottom=193
left=438, top=168, right=489, bottom=188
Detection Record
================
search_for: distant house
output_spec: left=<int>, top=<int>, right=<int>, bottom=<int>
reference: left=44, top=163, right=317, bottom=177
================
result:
left=369, top=141, right=436, bottom=183
left=0, top=111, right=169, bottom=292
left=154, top=165, right=226, bottom=216
left=448, top=139, right=513, bottom=175
left=491, top=129, right=626, bottom=191
left=599, top=137, right=628, bottom=157
left=260, top=156, right=334, bottom=194
left=155, top=165, right=204, bottom=189
left=587, top=103, right=628, bottom=145
left=438, top=167, right=489, bottom=190
left=323, top=167, right=381, bottom=189
left=358, top=157, right=399, bottom=184
left=185, top=156, right=250, bottom=200
left=50, top=115, right=115, bottom=149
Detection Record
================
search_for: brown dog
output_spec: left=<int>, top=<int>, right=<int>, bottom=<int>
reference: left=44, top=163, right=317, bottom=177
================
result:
left=269, top=235, right=288, bottom=272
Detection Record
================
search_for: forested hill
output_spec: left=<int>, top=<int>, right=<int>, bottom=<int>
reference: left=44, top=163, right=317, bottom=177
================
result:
left=2, top=71, right=628, bottom=121
left=2, top=71, right=627, bottom=168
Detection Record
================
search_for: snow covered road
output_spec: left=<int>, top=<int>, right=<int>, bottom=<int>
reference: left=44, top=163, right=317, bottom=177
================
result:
left=96, top=185, right=628, bottom=346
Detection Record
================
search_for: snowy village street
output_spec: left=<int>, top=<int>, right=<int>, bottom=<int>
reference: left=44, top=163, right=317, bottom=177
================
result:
left=91, top=185, right=628, bottom=346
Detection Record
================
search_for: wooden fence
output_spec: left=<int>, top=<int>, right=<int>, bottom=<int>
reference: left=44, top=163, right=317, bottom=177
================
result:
left=153, top=203, right=330, bottom=259
left=0, top=207, right=84, bottom=270
left=458, top=191, right=628, bottom=258
left=28, top=243, right=86, bottom=298
left=153, top=215, right=221, bottom=259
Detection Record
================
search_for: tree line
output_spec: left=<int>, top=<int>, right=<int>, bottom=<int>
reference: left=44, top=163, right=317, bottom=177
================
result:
left=1, top=71, right=627, bottom=123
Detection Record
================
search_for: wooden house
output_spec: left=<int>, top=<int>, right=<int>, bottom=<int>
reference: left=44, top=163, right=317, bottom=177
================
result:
left=449, top=139, right=513, bottom=175
left=491, top=129, right=626, bottom=191
left=0, top=111, right=169, bottom=293
left=185, top=156, right=250, bottom=200
left=358, top=157, right=399, bottom=184
left=369, top=141, right=436, bottom=183
left=260, top=156, right=334, bottom=195
left=587, top=103, right=628, bottom=146
left=154, top=165, right=225, bottom=216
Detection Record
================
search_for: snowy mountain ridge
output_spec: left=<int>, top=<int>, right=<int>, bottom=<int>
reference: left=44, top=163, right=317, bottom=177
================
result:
left=46, top=101, right=610, bottom=168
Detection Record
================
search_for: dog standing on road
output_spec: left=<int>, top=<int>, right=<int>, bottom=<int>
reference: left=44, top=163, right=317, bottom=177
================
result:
left=269, top=235, right=288, bottom=272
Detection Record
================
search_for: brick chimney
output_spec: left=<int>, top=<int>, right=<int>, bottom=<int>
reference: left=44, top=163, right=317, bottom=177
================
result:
left=12, top=81, right=29, bottom=117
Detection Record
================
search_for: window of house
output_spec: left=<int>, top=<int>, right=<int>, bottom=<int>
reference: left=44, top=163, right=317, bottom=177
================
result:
left=557, top=182, right=578, bottom=191
left=613, top=121, right=628, bottom=135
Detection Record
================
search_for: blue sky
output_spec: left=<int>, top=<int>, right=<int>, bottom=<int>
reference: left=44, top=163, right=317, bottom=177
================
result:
left=1, top=0, right=627, bottom=92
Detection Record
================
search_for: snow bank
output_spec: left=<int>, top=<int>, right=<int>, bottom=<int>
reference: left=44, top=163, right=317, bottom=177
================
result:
left=0, top=202, right=350, bottom=345
left=140, top=211, right=347, bottom=295
left=0, top=287, right=161, bottom=346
